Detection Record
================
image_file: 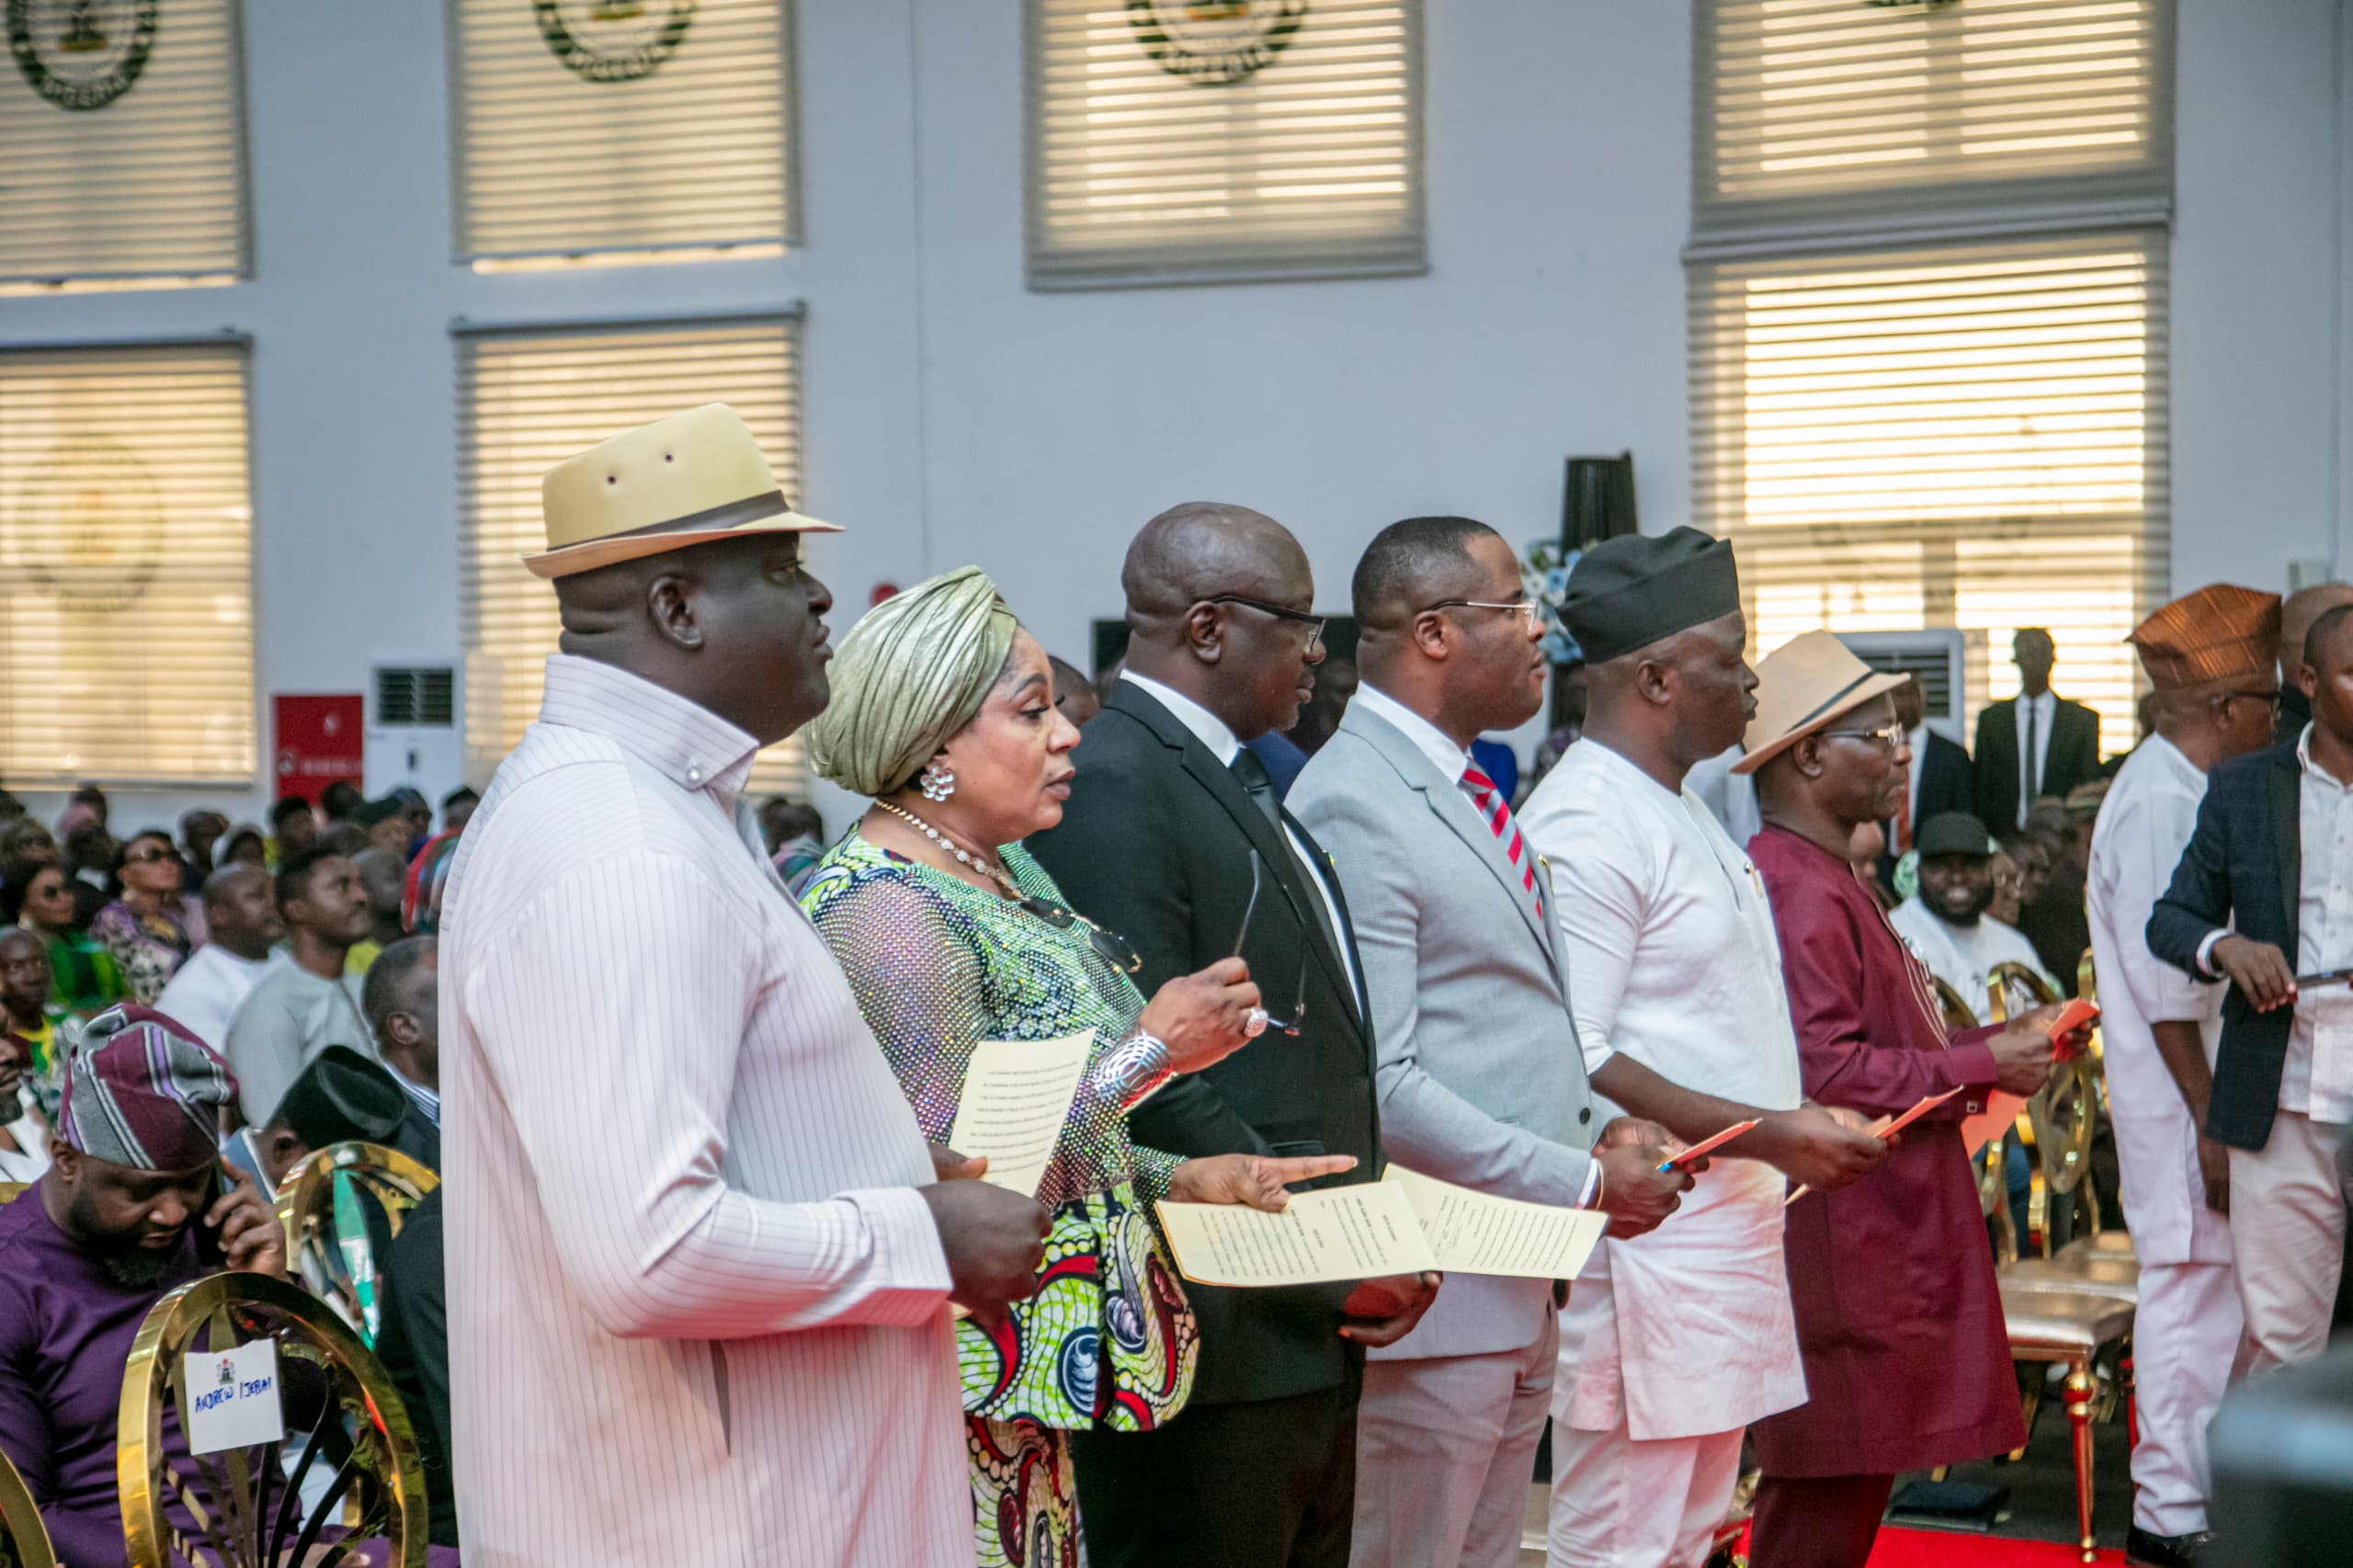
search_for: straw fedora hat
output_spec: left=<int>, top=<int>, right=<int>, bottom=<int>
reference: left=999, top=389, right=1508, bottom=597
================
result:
left=526, top=403, right=839, bottom=579
left=1731, top=630, right=1909, bottom=776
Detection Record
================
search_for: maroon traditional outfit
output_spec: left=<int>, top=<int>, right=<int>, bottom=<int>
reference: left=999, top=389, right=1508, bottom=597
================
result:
left=1745, top=824, right=2027, bottom=1565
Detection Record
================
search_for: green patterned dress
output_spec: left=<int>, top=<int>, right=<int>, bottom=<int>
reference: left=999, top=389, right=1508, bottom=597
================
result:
left=801, top=832, right=1199, bottom=1568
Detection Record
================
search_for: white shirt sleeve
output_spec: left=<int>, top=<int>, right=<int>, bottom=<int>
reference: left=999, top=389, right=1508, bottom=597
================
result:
left=2113, top=790, right=2223, bottom=1022
left=471, top=850, right=949, bottom=1340
left=1548, top=816, right=1649, bottom=1079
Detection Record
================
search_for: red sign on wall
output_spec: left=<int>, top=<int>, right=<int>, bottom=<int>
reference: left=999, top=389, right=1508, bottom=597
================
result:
left=273, top=694, right=364, bottom=802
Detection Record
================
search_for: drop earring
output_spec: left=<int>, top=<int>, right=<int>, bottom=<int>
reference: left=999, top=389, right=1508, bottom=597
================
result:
left=918, top=759, right=957, bottom=802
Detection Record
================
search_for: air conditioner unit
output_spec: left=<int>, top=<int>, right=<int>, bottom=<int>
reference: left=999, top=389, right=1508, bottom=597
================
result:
left=365, top=657, right=462, bottom=804
left=1832, top=629, right=1986, bottom=745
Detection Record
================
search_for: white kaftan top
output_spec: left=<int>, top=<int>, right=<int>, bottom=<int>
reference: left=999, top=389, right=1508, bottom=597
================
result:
left=1887, top=900, right=2051, bottom=1024
left=441, top=654, right=969, bottom=1567
left=1519, top=738, right=1807, bottom=1440
left=2088, top=734, right=2232, bottom=1265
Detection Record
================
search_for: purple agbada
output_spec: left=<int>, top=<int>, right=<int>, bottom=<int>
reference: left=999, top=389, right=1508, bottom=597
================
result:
left=1746, top=826, right=2027, bottom=1477
left=0, top=1183, right=203, bottom=1566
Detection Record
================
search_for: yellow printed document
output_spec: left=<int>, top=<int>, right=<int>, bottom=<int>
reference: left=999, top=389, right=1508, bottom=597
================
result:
left=947, top=1033, right=1096, bottom=1199
left=1155, top=1166, right=1608, bottom=1287
left=1154, top=1181, right=1439, bottom=1287
left=1383, top=1165, right=1608, bottom=1280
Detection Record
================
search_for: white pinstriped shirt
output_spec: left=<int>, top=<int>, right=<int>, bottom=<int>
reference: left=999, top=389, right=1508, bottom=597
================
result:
left=440, top=654, right=972, bottom=1567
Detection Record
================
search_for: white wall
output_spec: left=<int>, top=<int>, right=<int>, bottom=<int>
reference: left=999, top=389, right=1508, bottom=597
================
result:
left=0, top=0, right=2343, bottom=835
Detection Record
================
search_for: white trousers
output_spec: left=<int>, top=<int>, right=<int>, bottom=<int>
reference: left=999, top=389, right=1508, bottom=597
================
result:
left=1350, top=1312, right=1557, bottom=1568
left=1546, top=1415, right=1745, bottom=1568
left=2128, top=1260, right=2243, bottom=1535
left=2228, top=1109, right=2353, bottom=1376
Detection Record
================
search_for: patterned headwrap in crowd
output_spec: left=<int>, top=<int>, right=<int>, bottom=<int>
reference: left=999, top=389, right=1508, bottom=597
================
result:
left=58, top=1005, right=237, bottom=1172
left=803, top=565, right=1020, bottom=797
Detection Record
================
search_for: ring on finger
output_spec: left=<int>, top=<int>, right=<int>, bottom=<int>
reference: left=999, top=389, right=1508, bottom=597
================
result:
left=1243, top=1006, right=1270, bottom=1039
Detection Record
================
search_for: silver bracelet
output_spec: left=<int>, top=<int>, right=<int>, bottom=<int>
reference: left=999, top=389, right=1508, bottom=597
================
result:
left=1100, top=1028, right=1176, bottom=1112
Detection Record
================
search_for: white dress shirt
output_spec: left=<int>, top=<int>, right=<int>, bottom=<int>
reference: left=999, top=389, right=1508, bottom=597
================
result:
left=154, top=942, right=278, bottom=1057
left=2015, top=690, right=2059, bottom=824
left=2285, top=726, right=2353, bottom=1121
left=441, top=654, right=968, bottom=1568
left=0, top=1086, right=46, bottom=1183
left=1117, top=670, right=1364, bottom=1009
left=2087, top=733, right=2233, bottom=1264
left=1518, top=737, right=1807, bottom=1440
left=1888, top=899, right=2050, bottom=1024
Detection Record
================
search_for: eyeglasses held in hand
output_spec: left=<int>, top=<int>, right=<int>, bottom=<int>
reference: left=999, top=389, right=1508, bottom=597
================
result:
left=1201, top=594, right=1325, bottom=657
left=1022, top=895, right=1141, bottom=976
left=1231, top=853, right=1309, bottom=1036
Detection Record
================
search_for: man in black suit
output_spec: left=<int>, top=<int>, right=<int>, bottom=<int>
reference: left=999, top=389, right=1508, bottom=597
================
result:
left=1879, top=674, right=1972, bottom=889
left=1029, top=502, right=1436, bottom=1568
left=1973, top=628, right=2102, bottom=832
left=2149, top=603, right=2353, bottom=1381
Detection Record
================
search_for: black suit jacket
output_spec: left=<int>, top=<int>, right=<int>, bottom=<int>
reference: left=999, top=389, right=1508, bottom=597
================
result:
left=1027, top=682, right=1381, bottom=1407
left=1915, top=730, right=1973, bottom=823
left=1972, top=694, right=2102, bottom=832
left=2146, top=740, right=2304, bottom=1151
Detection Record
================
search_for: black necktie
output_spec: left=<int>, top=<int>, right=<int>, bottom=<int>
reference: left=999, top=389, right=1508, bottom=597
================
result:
left=1229, top=747, right=1283, bottom=828
left=2022, top=699, right=2040, bottom=821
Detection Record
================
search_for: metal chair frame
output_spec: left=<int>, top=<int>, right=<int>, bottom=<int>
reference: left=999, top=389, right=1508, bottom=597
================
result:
left=116, top=1271, right=427, bottom=1568
left=1986, top=960, right=2104, bottom=1250
left=275, top=1142, right=438, bottom=1345
left=0, top=1445, right=55, bottom=1568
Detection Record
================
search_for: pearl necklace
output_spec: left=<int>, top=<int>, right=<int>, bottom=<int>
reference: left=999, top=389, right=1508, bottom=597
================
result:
left=872, top=799, right=1022, bottom=897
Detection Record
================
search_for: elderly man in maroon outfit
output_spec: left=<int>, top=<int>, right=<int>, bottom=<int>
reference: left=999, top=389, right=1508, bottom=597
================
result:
left=1734, top=632, right=2073, bottom=1567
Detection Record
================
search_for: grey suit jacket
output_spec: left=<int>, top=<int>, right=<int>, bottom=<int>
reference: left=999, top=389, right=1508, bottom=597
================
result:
left=1290, top=700, right=1599, bottom=1362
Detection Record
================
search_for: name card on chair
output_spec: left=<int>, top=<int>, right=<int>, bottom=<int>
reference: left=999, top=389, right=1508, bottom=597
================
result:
left=182, top=1339, right=285, bottom=1455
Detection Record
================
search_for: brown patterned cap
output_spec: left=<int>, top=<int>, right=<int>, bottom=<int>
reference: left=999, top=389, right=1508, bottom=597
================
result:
left=2127, top=585, right=2281, bottom=692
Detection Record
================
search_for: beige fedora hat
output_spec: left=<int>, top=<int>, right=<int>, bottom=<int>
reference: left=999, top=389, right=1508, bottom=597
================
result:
left=1731, top=630, right=1909, bottom=776
left=526, top=403, right=839, bottom=579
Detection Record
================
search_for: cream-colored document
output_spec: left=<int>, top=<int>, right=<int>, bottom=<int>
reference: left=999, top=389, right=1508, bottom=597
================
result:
left=947, top=1032, right=1096, bottom=1199
left=1383, top=1165, right=1608, bottom=1280
left=1155, top=1180, right=1440, bottom=1287
left=1155, top=1165, right=1607, bottom=1287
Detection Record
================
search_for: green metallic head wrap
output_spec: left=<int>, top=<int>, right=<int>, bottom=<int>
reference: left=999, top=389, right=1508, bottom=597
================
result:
left=804, top=565, right=1019, bottom=798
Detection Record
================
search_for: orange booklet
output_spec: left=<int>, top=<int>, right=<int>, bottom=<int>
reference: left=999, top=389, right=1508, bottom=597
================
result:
left=1784, top=1087, right=1963, bottom=1204
left=1961, top=1092, right=2029, bottom=1157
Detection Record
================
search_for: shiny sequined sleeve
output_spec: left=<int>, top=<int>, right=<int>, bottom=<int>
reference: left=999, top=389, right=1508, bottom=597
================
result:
left=804, top=872, right=986, bottom=1148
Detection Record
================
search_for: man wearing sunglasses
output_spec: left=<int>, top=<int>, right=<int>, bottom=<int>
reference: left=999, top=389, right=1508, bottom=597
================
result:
left=1291, top=516, right=1691, bottom=1568
left=1029, top=501, right=1427, bottom=1568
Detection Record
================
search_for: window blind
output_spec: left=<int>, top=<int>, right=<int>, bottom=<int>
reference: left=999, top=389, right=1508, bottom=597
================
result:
left=1026, top=0, right=1424, bottom=289
left=0, top=0, right=248, bottom=286
left=449, top=0, right=796, bottom=264
left=0, top=341, right=256, bottom=785
left=455, top=315, right=809, bottom=792
left=1690, top=232, right=2167, bottom=758
left=1693, top=0, right=2173, bottom=244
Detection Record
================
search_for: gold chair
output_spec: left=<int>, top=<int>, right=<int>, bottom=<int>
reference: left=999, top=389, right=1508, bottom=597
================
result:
left=1988, top=960, right=2103, bottom=1248
left=0, top=1444, right=55, bottom=1568
left=1998, top=1288, right=2132, bottom=1564
left=116, top=1270, right=427, bottom=1568
left=0, top=1182, right=24, bottom=1206
left=275, top=1142, right=438, bottom=1346
left=1937, top=977, right=2023, bottom=1265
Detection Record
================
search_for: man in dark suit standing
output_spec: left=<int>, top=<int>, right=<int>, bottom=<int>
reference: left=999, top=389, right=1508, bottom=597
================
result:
left=1877, top=673, right=1972, bottom=891
left=1973, top=628, right=2102, bottom=832
left=1029, top=502, right=1438, bottom=1568
left=2149, top=602, right=2353, bottom=1383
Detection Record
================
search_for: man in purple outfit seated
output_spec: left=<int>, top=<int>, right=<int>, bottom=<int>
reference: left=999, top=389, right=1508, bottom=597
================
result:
left=0, top=1005, right=286, bottom=1566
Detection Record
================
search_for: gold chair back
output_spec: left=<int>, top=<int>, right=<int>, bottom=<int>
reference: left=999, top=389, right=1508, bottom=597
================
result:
left=275, top=1142, right=438, bottom=1345
left=1932, top=976, right=1981, bottom=1032
left=116, top=1271, right=427, bottom=1568
left=0, top=1183, right=24, bottom=1207
left=1987, top=961, right=2102, bottom=1248
left=0, top=1444, right=55, bottom=1568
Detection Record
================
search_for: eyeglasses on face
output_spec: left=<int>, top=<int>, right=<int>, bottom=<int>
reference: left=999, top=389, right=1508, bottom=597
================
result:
left=1425, top=598, right=1541, bottom=635
left=124, top=846, right=176, bottom=865
left=1201, top=594, right=1325, bottom=656
left=1818, top=722, right=1909, bottom=756
left=2222, top=687, right=2283, bottom=715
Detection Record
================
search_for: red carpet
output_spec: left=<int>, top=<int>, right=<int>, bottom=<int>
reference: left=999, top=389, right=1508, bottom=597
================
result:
left=1862, top=1526, right=2127, bottom=1565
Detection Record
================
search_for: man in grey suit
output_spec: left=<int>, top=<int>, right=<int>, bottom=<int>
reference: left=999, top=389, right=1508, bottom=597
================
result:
left=1291, top=517, right=1692, bottom=1568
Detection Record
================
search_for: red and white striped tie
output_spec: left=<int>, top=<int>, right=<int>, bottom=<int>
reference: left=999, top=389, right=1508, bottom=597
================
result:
left=1460, top=766, right=1543, bottom=919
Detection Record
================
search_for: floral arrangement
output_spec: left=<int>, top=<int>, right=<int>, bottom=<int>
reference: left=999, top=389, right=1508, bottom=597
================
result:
left=1521, top=539, right=1585, bottom=665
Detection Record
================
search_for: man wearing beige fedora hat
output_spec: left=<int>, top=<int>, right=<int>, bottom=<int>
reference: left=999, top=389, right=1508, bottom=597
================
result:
left=437, top=403, right=1051, bottom=1567
left=1742, top=631, right=2075, bottom=1568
